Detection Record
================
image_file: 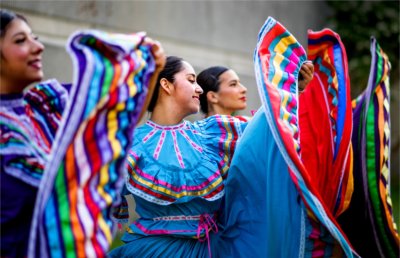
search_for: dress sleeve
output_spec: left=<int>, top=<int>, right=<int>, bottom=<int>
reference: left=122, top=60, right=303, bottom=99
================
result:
left=195, top=115, right=248, bottom=179
left=0, top=80, right=69, bottom=186
left=252, top=17, right=357, bottom=256
left=28, top=30, right=156, bottom=257
left=25, top=79, right=69, bottom=136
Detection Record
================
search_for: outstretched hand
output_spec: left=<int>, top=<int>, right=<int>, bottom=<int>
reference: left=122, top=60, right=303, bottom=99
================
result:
left=143, top=37, right=166, bottom=72
left=298, top=61, right=314, bottom=93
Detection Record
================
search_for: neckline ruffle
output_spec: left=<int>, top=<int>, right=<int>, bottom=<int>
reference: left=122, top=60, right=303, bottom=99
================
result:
left=146, top=120, right=187, bottom=130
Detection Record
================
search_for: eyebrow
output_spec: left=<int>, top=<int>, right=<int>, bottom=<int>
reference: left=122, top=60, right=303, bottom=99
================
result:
left=11, top=31, right=28, bottom=38
left=186, top=73, right=196, bottom=78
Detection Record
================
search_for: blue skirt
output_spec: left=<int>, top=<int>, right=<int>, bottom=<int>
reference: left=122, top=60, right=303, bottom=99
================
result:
left=109, top=110, right=338, bottom=257
left=109, top=233, right=211, bottom=258
left=214, top=109, right=307, bottom=257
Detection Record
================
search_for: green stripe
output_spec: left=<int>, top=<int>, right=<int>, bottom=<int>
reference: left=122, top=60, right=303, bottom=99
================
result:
left=375, top=49, right=383, bottom=86
left=56, top=164, right=77, bottom=258
left=366, top=48, right=396, bottom=257
left=101, top=56, right=114, bottom=98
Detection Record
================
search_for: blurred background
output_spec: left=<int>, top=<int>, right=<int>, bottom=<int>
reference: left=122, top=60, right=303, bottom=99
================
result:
left=2, top=0, right=398, bottom=248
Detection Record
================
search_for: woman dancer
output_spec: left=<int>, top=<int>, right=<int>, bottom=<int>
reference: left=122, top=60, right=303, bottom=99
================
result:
left=0, top=9, right=165, bottom=257
left=109, top=56, right=247, bottom=257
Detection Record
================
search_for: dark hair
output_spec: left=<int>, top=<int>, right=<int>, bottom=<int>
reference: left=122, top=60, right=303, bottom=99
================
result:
left=1, top=9, right=28, bottom=37
left=147, top=56, right=184, bottom=112
left=197, top=66, right=229, bottom=114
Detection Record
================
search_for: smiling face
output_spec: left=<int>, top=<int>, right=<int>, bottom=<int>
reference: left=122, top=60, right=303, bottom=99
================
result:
left=172, top=61, right=203, bottom=116
left=213, top=69, right=247, bottom=115
left=0, top=18, right=44, bottom=93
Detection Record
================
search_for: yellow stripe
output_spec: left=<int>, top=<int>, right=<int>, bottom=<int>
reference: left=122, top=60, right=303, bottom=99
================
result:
left=271, top=35, right=297, bottom=87
left=127, top=154, right=136, bottom=166
left=127, top=73, right=137, bottom=97
left=281, top=91, right=290, bottom=108
left=274, top=35, right=297, bottom=53
left=98, top=214, right=112, bottom=244
left=271, top=54, right=284, bottom=86
left=222, top=119, right=233, bottom=164
left=108, top=102, right=125, bottom=159
left=282, top=110, right=290, bottom=121
left=97, top=165, right=112, bottom=204
left=341, top=144, right=354, bottom=214
left=132, top=170, right=223, bottom=198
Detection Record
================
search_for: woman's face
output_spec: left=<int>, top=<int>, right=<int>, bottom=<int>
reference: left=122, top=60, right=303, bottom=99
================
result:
left=0, top=18, right=44, bottom=92
left=215, top=69, right=247, bottom=114
left=173, top=61, right=203, bottom=116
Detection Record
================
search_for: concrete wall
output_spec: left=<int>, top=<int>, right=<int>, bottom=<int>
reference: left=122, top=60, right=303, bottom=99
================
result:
left=1, top=0, right=331, bottom=120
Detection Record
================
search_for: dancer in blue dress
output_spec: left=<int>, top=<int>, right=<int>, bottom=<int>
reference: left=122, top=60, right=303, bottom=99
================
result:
left=109, top=56, right=247, bottom=257
left=110, top=17, right=360, bottom=257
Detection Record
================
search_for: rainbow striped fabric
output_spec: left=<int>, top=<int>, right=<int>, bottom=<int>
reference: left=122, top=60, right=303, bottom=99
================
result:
left=254, top=16, right=306, bottom=154
left=299, top=28, right=354, bottom=217
left=340, top=38, right=399, bottom=258
left=254, top=17, right=358, bottom=257
left=27, top=30, right=156, bottom=258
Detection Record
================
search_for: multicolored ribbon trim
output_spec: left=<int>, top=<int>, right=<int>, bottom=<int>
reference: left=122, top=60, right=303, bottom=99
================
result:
left=254, top=16, right=358, bottom=257
left=347, top=37, right=399, bottom=258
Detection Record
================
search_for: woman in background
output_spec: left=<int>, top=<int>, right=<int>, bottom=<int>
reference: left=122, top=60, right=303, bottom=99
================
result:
left=197, top=66, right=248, bottom=117
left=197, top=63, right=313, bottom=119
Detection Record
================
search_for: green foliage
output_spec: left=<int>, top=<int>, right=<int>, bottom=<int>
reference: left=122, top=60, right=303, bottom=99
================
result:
left=326, top=1, right=399, bottom=98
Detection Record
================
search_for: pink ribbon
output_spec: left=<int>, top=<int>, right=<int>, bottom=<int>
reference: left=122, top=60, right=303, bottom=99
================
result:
left=196, top=213, right=218, bottom=258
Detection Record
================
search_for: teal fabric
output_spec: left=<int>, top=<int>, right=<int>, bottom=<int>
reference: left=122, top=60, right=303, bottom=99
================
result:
left=215, top=108, right=305, bottom=257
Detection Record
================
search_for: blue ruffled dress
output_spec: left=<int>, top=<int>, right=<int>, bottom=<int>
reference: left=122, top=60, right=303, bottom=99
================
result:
left=109, top=115, right=247, bottom=257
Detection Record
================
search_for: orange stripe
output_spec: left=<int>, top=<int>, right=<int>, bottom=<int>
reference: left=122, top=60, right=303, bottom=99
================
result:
left=110, top=62, right=121, bottom=92
left=376, top=88, right=384, bottom=169
left=377, top=86, right=399, bottom=243
left=65, top=145, right=86, bottom=257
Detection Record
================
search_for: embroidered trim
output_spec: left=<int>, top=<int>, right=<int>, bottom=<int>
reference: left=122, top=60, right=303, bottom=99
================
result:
left=153, top=215, right=202, bottom=221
